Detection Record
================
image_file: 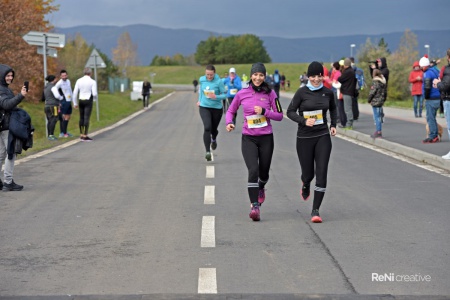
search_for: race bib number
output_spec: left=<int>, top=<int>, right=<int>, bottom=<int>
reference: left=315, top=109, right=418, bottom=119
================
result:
left=246, top=114, right=268, bottom=128
left=230, top=89, right=238, bottom=95
left=203, top=89, right=215, bottom=98
left=303, top=110, right=324, bottom=125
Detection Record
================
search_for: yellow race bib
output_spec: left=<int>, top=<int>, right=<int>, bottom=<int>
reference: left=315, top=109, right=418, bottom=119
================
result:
left=246, top=115, right=268, bottom=128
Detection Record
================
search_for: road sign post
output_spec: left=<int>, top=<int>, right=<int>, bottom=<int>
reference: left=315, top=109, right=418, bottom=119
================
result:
left=22, top=31, right=65, bottom=85
left=85, top=49, right=106, bottom=121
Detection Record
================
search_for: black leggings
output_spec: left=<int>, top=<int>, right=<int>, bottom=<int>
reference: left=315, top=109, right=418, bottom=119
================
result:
left=296, top=134, right=332, bottom=210
left=79, top=98, right=93, bottom=135
left=44, top=105, right=59, bottom=136
left=143, top=94, right=150, bottom=108
left=199, top=106, right=222, bottom=152
left=241, top=134, right=274, bottom=204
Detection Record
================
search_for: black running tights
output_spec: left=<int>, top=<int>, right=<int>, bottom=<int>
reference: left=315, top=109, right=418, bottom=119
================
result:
left=242, top=134, right=274, bottom=204
left=79, top=98, right=93, bottom=135
left=296, top=134, right=332, bottom=210
left=44, top=105, right=59, bottom=136
left=199, top=106, right=222, bottom=152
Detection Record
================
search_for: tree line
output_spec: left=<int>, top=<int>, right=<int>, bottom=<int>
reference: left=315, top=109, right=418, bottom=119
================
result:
left=151, top=34, right=271, bottom=66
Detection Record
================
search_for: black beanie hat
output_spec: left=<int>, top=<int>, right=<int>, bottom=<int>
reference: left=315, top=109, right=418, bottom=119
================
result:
left=250, top=62, right=266, bottom=76
left=307, top=61, right=323, bottom=77
left=45, top=75, right=56, bottom=82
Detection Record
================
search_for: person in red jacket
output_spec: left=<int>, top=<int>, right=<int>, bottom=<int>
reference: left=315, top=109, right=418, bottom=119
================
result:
left=409, top=61, right=424, bottom=117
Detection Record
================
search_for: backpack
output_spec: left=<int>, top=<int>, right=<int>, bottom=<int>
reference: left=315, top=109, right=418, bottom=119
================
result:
left=354, top=67, right=365, bottom=90
left=273, top=73, right=280, bottom=84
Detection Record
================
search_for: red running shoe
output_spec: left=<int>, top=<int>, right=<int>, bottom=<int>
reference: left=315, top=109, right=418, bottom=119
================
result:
left=311, top=209, right=322, bottom=223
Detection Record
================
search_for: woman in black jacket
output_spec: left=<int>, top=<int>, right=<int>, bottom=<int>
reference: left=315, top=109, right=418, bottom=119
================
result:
left=287, top=61, right=337, bottom=223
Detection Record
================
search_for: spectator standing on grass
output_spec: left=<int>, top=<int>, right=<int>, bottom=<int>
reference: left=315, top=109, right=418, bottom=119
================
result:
left=420, top=55, right=441, bottom=144
left=409, top=61, right=424, bottom=118
left=54, top=70, right=74, bottom=138
left=43, top=75, right=62, bottom=141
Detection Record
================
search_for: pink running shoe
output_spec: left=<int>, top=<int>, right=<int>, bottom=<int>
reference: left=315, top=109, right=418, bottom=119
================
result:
left=249, top=203, right=260, bottom=221
left=258, top=189, right=266, bottom=205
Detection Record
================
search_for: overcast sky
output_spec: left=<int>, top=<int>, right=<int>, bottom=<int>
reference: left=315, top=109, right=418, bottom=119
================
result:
left=49, top=0, right=450, bottom=38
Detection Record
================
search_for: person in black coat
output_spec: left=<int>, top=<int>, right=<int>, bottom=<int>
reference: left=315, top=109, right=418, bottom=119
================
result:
left=0, top=64, right=27, bottom=191
left=141, top=80, right=152, bottom=108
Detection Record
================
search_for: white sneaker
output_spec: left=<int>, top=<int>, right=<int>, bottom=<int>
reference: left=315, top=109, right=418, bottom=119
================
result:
left=442, top=152, right=450, bottom=160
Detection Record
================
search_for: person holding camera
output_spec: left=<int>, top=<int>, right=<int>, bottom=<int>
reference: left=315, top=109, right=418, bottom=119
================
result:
left=0, top=64, right=27, bottom=191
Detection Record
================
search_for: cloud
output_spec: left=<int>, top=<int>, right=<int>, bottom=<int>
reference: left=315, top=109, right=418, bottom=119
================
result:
left=49, top=0, right=450, bottom=38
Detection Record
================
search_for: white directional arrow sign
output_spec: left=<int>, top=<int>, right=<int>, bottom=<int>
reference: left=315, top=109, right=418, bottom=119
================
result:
left=23, top=31, right=65, bottom=48
left=22, top=31, right=65, bottom=85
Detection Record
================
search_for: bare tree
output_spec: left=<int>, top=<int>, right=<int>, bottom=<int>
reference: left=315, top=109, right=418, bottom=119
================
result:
left=112, top=32, right=138, bottom=77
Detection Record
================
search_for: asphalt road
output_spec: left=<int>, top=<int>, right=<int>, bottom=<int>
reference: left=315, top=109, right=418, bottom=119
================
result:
left=0, top=92, right=449, bottom=299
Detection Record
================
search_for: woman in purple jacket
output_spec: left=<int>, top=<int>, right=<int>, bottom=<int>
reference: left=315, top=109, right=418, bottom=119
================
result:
left=225, top=63, right=283, bottom=221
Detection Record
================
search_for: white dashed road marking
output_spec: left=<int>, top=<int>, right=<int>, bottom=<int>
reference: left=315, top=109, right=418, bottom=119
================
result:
left=198, top=268, right=217, bottom=294
left=206, top=166, right=215, bottom=178
left=201, top=216, right=215, bottom=248
left=204, top=185, right=215, bottom=204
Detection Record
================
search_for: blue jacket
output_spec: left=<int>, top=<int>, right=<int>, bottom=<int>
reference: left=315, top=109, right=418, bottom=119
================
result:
left=423, top=67, right=440, bottom=100
left=222, top=75, right=242, bottom=98
left=198, top=74, right=226, bottom=109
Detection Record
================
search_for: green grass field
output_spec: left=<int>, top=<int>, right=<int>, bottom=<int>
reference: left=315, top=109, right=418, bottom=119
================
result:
left=128, top=63, right=310, bottom=88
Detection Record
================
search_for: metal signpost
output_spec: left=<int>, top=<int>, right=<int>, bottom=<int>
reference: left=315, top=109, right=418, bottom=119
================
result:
left=85, top=49, right=106, bottom=121
left=22, top=31, right=65, bottom=84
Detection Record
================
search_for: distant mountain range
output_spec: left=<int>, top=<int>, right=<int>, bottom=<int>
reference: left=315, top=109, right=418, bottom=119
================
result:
left=55, top=24, right=450, bottom=65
